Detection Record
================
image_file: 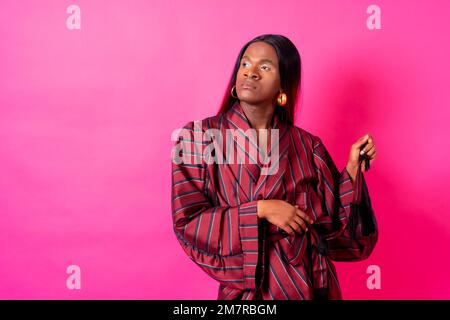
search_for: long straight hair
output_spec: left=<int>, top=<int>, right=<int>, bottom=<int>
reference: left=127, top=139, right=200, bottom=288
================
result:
left=217, top=34, right=302, bottom=126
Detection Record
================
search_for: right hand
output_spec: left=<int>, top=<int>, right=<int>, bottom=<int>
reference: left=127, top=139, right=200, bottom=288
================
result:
left=257, top=199, right=313, bottom=236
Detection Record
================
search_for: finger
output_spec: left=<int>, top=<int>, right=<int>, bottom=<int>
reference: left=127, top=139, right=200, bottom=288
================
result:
left=296, top=208, right=313, bottom=225
left=281, top=225, right=294, bottom=236
left=367, top=149, right=377, bottom=160
left=294, top=205, right=304, bottom=220
left=359, top=134, right=370, bottom=142
left=293, top=215, right=307, bottom=231
left=360, top=142, right=375, bottom=156
left=281, top=223, right=295, bottom=236
left=366, top=147, right=376, bottom=157
left=356, top=134, right=370, bottom=148
left=288, top=224, right=300, bottom=236
left=293, top=219, right=307, bottom=235
left=293, top=222, right=304, bottom=234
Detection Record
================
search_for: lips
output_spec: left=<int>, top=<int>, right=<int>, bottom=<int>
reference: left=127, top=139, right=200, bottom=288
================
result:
left=241, top=81, right=256, bottom=90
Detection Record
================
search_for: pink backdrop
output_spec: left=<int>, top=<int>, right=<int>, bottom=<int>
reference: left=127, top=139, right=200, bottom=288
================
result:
left=1, top=0, right=449, bottom=299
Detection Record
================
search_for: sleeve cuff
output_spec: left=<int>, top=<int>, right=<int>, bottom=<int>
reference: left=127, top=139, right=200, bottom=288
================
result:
left=340, top=167, right=356, bottom=207
left=238, top=201, right=260, bottom=290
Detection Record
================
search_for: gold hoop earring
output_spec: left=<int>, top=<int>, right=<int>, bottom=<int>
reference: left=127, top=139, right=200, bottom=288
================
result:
left=277, top=91, right=287, bottom=106
left=230, top=85, right=238, bottom=99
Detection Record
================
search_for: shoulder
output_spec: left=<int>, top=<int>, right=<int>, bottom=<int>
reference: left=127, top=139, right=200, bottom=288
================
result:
left=290, top=125, right=323, bottom=151
left=173, top=113, right=224, bottom=147
left=180, top=113, right=224, bottom=133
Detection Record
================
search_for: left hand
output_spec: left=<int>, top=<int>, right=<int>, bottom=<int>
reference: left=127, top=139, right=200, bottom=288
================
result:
left=346, top=134, right=377, bottom=181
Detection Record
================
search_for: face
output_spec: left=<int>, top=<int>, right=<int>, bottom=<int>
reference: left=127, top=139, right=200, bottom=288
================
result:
left=235, top=41, right=281, bottom=106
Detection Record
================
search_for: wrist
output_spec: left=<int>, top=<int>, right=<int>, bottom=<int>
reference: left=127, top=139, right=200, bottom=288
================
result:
left=345, top=164, right=357, bottom=185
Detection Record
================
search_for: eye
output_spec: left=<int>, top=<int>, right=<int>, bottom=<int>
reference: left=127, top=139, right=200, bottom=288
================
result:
left=241, top=61, right=250, bottom=68
left=261, top=65, right=270, bottom=71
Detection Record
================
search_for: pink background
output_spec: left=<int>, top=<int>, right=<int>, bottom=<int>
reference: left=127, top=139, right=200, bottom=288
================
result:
left=1, top=0, right=449, bottom=299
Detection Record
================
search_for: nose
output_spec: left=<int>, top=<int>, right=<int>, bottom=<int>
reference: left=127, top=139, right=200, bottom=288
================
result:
left=244, top=67, right=260, bottom=80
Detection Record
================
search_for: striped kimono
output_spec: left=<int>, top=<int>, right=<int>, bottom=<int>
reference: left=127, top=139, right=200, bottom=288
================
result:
left=171, top=101, right=377, bottom=300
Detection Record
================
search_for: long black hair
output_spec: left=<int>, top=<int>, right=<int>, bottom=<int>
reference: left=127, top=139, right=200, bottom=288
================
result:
left=217, top=34, right=302, bottom=126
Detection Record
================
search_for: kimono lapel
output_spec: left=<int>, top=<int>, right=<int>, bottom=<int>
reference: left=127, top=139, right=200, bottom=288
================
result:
left=220, top=102, right=290, bottom=203
left=253, top=109, right=290, bottom=200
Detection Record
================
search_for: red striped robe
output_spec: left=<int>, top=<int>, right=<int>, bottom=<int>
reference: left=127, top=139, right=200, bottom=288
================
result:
left=171, top=101, right=377, bottom=300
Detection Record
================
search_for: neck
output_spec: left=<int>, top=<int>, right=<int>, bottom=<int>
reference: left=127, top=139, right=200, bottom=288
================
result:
left=240, top=101, right=275, bottom=130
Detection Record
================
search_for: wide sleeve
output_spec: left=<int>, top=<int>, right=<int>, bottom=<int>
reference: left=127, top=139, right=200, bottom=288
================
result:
left=312, top=136, right=378, bottom=261
left=171, top=121, right=263, bottom=291
left=310, top=136, right=356, bottom=240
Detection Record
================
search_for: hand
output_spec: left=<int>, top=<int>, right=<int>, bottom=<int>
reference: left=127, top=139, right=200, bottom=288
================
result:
left=346, top=133, right=377, bottom=182
left=257, top=199, right=313, bottom=236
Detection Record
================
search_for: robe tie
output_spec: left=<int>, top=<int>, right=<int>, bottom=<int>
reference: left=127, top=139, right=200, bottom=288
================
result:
left=308, top=227, right=329, bottom=299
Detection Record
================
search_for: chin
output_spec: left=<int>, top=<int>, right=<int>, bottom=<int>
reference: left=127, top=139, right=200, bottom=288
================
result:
left=238, top=93, right=261, bottom=105
left=239, top=98, right=271, bottom=107
left=239, top=99, right=260, bottom=106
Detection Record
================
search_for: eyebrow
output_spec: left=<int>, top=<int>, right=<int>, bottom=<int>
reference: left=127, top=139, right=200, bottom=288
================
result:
left=242, top=55, right=276, bottom=65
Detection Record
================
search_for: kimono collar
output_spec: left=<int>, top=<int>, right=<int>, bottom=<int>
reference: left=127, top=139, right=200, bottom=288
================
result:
left=219, top=100, right=291, bottom=202
left=225, top=100, right=281, bottom=133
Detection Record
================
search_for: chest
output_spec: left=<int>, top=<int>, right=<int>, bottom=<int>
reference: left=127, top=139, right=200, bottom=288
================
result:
left=204, top=140, right=317, bottom=206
